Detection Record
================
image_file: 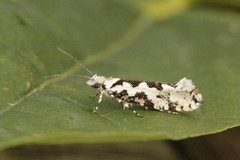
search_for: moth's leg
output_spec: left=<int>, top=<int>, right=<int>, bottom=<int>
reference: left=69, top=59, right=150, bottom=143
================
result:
left=123, top=103, right=143, bottom=118
left=92, top=91, right=104, bottom=113
left=123, top=102, right=130, bottom=110
left=132, top=110, right=143, bottom=118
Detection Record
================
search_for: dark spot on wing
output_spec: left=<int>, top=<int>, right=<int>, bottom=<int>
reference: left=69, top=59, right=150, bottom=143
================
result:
left=156, top=94, right=164, bottom=98
left=144, top=100, right=154, bottom=109
left=168, top=83, right=177, bottom=88
left=135, top=92, right=148, bottom=99
left=110, top=80, right=124, bottom=88
left=125, top=80, right=141, bottom=87
left=192, top=95, right=198, bottom=103
left=111, top=79, right=142, bottom=88
left=168, top=102, right=177, bottom=112
left=188, top=104, right=192, bottom=109
left=119, top=90, right=128, bottom=97
left=111, top=90, right=129, bottom=101
left=147, top=82, right=163, bottom=90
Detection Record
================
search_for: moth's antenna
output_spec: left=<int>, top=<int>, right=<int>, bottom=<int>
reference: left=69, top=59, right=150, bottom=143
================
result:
left=57, top=47, right=94, bottom=75
left=44, top=74, right=90, bottom=79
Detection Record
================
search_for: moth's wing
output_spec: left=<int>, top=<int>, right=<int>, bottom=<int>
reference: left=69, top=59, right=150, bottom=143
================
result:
left=159, top=78, right=203, bottom=112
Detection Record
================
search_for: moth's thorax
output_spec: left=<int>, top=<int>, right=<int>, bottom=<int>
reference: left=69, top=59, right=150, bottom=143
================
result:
left=86, top=74, right=106, bottom=89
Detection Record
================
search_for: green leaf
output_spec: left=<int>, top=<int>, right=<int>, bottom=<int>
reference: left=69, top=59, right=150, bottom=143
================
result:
left=1, top=0, right=240, bottom=150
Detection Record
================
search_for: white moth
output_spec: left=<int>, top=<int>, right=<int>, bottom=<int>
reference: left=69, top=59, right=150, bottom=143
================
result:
left=53, top=48, right=203, bottom=117
left=87, top=75, right=203, bottom=117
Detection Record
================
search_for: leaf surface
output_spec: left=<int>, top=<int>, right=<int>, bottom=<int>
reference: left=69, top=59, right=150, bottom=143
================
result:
left=0, top=0, right=240, bottom=150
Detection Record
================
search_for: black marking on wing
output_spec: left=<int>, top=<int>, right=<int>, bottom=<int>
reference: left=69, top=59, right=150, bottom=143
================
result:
left=112, top=90, right=128, bottom=99
left=110, top=80, right=124, bottom=88
left=188, top=104, right=192, bottom=109
left=119, top=90, right=128, bottom=97
left=168, top=102, right=178, bottom=112
left=111, top=79, right=175, bottom=91
left=192, top=95, right=198, bottom=103
left=111, top=79, right=142, bottom=88
left=135, top=91, right=148, bottom=99
left=156, top=94, right=164, bottom=98
left=126, top=80, right=141, bottom=87
left=144, top=100, right=154, bottom=109
left=168, top=83, right=177, bottom=88
left=146, top=82, right=163, bottom=90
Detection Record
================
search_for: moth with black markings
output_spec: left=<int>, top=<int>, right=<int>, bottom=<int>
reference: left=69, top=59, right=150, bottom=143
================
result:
left=51, top=48, right=203, bottom=117
left=87, top=75, right=203, bottom=117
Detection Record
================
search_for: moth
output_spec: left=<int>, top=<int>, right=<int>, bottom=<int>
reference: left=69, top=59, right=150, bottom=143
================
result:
left=51, top=48, right=203, bottom=117
left=87, top=75, right=203, bottom=117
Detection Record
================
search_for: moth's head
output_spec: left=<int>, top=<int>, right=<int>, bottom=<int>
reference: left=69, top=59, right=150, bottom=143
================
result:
left=86, top=74, right=106, bottom=89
